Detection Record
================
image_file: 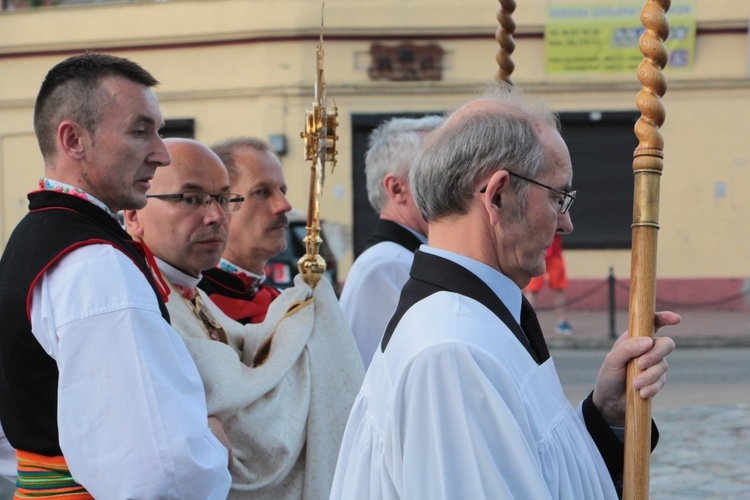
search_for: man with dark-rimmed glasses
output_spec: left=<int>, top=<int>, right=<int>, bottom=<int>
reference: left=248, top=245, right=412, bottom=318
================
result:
left=331, top=83, right=680, bottom=499
left=480, top=170, right=576, bottom=214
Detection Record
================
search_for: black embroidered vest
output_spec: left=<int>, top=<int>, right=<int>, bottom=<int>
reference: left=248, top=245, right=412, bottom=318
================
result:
left=0, top=191, right=169, bottom=455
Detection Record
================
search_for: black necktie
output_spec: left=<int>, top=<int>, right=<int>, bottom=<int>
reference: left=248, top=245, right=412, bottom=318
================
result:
left=520, top=296, right=550, bottom=364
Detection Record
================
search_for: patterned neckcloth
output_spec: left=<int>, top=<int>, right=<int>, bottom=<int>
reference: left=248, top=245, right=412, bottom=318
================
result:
left=520, top=296, right=551, bottom=364
left=37, top=177, right=116, bottom=219
left=40, top=177, right=171, bottom=306
left=172, top=283, right=228, bottom=344
left=218, top=258, right=265, bottom=294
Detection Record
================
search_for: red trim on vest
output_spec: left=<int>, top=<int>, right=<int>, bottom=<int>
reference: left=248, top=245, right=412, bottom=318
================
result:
left=25, top=239, right=165, bottom=321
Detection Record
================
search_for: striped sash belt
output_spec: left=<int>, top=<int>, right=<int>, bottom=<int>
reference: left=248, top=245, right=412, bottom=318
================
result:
left=14, top=450, right=92, bottom=499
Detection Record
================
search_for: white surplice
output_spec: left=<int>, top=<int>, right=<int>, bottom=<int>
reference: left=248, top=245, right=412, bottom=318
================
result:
left=330, top=248, right=617, bottom=500
left=340, top=241, right=416, bottom=368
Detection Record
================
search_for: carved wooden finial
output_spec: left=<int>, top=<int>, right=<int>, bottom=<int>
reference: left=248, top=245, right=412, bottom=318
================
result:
left=495, top=0, right=517, bottom=84
left=633, top=0, right=670, bottom=175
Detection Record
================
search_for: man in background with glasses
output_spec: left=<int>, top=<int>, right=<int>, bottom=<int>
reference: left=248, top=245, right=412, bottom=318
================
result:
left=197, top=137, right=293, bottom=325
left=125, top=137, right=362, bottom=499
left=331, top=84, right=679, bottom=499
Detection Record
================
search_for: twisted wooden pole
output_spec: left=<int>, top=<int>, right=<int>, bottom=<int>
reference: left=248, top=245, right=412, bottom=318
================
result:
left=624, top=1, right=670, bottom=499
left=495, top=0, right=516, bottom=84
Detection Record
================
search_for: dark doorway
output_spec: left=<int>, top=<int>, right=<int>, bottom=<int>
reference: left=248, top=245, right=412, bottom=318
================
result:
left=350, top=110, right=640, bottom=257
left=559, top=111, right=640, bottom=249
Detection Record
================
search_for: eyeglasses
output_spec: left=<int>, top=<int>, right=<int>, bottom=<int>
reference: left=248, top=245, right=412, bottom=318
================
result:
left=146, top=191, right=244, bottom=213
left=481, top=171, right=576, bottom=214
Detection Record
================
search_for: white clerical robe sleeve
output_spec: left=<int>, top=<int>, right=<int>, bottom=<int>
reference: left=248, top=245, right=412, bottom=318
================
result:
left=340, top=242, right=413, bottom=367
left=30, top=245, right=231, bottom=499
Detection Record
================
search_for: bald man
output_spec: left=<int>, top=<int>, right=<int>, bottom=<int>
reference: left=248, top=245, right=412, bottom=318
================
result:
left=125, top=138, right=363, bottom=500
left=331, top=85, right=679, bottom=499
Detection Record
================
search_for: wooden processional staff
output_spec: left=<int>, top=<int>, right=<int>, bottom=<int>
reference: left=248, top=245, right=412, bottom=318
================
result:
left=624, top=1, right=670, bottom=498
left=495, top=1, right=671, bottom=498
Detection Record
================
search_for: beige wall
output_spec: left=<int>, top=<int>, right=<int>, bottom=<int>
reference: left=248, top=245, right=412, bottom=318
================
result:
left=1, top=0, right=748, bottom=281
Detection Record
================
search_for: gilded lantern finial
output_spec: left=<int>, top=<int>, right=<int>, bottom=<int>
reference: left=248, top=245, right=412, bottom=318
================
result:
left=298, top=0, right=339, bottom=289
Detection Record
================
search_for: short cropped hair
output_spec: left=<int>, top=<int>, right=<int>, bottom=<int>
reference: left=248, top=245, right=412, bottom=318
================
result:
left=210, top=137, right=273, bottom=185
left=33, top=52, right=159, bottom=162
left=410, top=84, right=560, bottom=222
left=365, top=115, right=445, bottom=214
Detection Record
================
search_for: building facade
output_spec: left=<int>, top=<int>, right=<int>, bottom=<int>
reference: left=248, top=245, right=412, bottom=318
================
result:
left=1, top=0, right=748, bottom=309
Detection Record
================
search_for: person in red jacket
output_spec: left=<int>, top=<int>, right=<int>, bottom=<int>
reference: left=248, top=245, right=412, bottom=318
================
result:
left=524, top=233, right=574, bottom=334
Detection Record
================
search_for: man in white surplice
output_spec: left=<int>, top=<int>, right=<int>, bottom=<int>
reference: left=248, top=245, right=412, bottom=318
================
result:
left=330, top=84, right=680, bottom=499
left=340, top=116, right=443, bottom=368
left=124, top=138, right=364, bottom=499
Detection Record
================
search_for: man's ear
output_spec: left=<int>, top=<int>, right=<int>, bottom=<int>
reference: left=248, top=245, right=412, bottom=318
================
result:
left=482, top=170, right=512, bottom=226
left=57, top=120, right=87, bottom=161
left=383, top=173, right=407, bottom=203
left=122, top=209, right=144, bottom=239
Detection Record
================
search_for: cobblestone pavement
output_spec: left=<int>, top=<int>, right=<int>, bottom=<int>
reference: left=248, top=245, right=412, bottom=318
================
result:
left=1, top=405, right=747, bottom=499
left=0, top=477, right=11, bottom=498
left=650, top=402, right=750, bottom=499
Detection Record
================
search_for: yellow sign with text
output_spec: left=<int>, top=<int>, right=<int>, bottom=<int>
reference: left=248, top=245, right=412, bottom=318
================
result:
left=545, top=1, right=696, bottom=74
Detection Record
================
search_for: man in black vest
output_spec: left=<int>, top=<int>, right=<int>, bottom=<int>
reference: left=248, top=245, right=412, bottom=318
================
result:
left=339, top=115, right=444, bottom=368
left=331, top=84, right=680, bottom=499
left=0, top=53, right=231, bottom=498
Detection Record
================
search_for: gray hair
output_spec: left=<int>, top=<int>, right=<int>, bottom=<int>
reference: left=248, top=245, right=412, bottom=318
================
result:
left=210, top=137, right=273, bottom=184
left=410, top=84, right=559, bottom=222
left=365, top=115, right=445, bottom=214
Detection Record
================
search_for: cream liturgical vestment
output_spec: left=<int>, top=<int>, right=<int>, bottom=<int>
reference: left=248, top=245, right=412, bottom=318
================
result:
left=160, top=261, right=365, bottom=500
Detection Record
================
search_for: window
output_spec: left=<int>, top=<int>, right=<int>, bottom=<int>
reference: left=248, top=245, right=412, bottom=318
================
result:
left=3, top=0, right=126, bottom=10
left=161, top=118, right=195, bottom=140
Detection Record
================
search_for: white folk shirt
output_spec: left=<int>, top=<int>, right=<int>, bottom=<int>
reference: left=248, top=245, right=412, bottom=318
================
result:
left=340, top=226, right=426, bottom=368
left=29, top=244, right=231, bottom=499
left=330, top=246, right=617, bottom=500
